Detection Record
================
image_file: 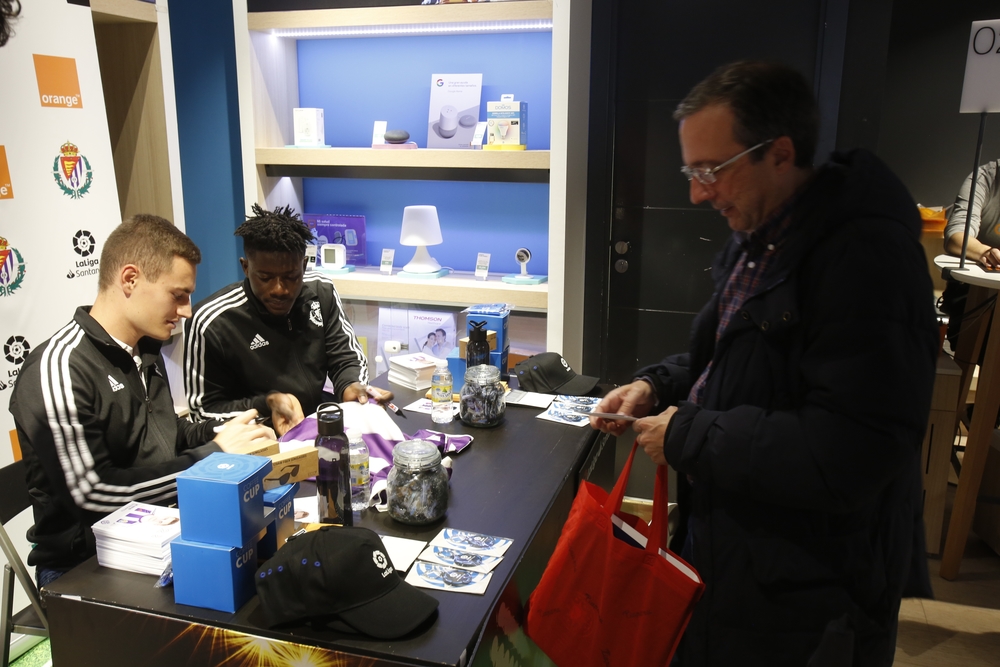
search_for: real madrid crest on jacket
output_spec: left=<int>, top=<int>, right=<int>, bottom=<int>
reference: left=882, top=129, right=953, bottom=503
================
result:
left=185, top=272, right=368, bottom=421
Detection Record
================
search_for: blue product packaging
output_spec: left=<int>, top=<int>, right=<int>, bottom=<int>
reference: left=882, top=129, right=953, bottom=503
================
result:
left=171, top=537, right=258, bottom=613
left=489, top=348, right=509, bottom=375
left=447, top=347, right=467, bottom=382
left=466, top=309, right=509, bottom=353
left=177, top=452, right=272, bottom=548
left=258, top=483, right=299, bottom=560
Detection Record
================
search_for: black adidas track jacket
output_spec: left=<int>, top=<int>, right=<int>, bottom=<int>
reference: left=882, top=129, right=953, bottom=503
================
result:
left=184, top=273, right=368, bottom=421
left=9, top=307, right=222, bottom=569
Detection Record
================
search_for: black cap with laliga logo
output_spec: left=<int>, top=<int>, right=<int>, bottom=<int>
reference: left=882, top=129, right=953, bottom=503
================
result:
left=255, top=526, right=438, bottom=638
left=514, top=352, right=599, bottom=396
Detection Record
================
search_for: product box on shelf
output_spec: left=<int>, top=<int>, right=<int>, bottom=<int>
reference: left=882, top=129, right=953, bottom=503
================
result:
left=171, top=533, right=263, bottom=613
left=258, top=483, right=299, bottom=560
left=304, top=214, right=367, bottom=266
left=427, top=73, right=483, bottom=149
left=490, top=348, right=510, bottom=375
left=293, top=108, right=325, bottom=147
left=176, top=453, right=272, bottom=548
left=484, top=95, right=527, bottom=149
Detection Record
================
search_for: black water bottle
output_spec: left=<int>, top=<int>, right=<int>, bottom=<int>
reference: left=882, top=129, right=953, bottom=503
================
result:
left=315, top=403, right=352, bottom=526
left=467, top=320, right=491, bottom=368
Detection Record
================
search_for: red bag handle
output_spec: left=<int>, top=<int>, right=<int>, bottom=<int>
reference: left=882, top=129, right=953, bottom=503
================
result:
left=604, top=440, right=671, bottom=555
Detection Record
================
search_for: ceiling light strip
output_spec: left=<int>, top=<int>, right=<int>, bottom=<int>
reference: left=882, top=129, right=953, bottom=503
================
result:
left=272, top=19, right=553, bottom=39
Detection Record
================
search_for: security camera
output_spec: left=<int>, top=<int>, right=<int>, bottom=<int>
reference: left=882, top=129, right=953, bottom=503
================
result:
left=515, top=247, right=531, bottom=276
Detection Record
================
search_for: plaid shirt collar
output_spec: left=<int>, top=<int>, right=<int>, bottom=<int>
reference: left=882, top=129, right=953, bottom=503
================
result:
left=687, top=193, right=800, bottom=405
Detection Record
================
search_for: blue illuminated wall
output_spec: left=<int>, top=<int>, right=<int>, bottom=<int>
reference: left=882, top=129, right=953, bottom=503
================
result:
left=297, top=32, right=552, bottom=275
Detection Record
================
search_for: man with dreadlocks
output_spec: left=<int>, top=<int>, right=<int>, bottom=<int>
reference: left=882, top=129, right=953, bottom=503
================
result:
left=184, top=204, right=389, bottom=436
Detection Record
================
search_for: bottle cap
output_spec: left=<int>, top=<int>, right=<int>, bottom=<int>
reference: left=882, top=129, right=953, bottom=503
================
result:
left=468, top=320, right=487, bottom=342
left=346, top=428, right=363, bottom=442
left=316, top=402, right=344, bottom=437
left=435, top=358, right=449, bottom=368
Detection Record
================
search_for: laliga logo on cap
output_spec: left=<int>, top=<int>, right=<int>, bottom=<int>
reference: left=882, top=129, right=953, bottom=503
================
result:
left=373, top=550, right=394, bottom=577
left=561, top=358, right=571, bottom=371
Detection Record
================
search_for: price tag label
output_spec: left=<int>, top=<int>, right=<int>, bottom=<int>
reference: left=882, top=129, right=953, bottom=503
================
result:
left=475, top=252, right=491, bottom=280
left=380, top=248, right=395, bottom=274
left=960, top=19, right=1000, bottom=113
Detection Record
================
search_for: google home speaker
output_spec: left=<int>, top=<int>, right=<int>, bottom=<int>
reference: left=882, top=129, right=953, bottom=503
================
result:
left=439, top=105, right=459, bottom=139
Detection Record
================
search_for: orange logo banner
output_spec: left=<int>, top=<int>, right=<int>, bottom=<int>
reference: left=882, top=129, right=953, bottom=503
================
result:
left=0, top=146, right=11, bottom=199
left=33, top=54, right=83, bottom=109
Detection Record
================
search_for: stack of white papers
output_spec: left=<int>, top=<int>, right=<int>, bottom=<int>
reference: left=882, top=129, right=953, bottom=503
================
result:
left=387, top=353, right=438, bottom=391
left=92, top=501, right=181, bottom=576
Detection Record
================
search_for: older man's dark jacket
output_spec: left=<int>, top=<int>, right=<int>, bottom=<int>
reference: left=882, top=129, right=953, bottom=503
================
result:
left=637, top=150, right=937, bottom=666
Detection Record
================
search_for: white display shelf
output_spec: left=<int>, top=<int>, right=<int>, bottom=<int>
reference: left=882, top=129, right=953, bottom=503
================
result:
left=256, top=147, right=549, bottom=173
left=326, top=266, right=547, bottom=312
left=91, top=0, right=157, bottom=24
left=247, top=0, right=553, bottom=32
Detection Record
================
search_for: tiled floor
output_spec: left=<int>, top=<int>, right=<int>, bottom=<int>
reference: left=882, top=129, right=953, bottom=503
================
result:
left=895, top=487, right=1000, bottom=667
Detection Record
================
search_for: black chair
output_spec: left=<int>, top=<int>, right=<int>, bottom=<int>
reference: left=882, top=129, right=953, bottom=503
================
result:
left=0, top=460, right=48, bottom=666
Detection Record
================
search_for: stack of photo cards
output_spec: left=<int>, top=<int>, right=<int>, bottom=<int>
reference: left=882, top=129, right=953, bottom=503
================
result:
left=92, top=502, right=181, bottom=575
left=405, top=528, right=512, bottom=595
left=536, top=395, right=603, bottom=427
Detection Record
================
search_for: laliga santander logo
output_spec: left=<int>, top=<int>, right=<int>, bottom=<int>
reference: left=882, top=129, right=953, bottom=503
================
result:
left=67, top=230, right=100, bottom=280
left=52, top=141, right=93, bottom=199
left=0, top=236, right=27, bottom=298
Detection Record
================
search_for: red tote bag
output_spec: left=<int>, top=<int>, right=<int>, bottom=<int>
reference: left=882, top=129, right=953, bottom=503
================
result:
left=525, top=441, right=705, bottom=667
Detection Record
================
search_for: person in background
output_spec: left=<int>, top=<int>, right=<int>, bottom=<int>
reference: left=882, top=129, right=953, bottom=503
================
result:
left=185, top=204, right=391, bottom=436
left=591, top=61, right=936, bottom=666
left=0, top=0, right=20, bottom=47
left=940, top=159, right=1000, bottom=350
left=9, top=215, right=272, bottom=586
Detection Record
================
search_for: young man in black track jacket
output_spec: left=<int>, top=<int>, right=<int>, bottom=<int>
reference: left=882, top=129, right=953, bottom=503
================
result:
left=9, top=216, right=272, bottom=586
left=184, top=205, right=392, bottom=436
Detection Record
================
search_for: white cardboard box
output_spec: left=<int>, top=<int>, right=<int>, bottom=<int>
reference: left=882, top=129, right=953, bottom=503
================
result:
left=293, top=107, right=325, bottom=147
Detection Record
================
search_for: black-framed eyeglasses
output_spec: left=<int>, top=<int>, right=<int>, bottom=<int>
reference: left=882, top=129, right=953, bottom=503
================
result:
left=680, top=139, right=774, bottom=185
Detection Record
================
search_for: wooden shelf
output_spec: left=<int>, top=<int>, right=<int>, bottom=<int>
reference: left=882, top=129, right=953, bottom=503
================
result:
left=248, top=0, right=552, bottom=32
left=91, top=0, right=157, bottom=24
left=257, top=147, right=550, bottom=182
left=322, top=266, right=547, bottom=312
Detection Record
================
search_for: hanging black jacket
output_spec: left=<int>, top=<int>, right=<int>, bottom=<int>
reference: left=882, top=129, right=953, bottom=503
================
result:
left=184, top=272, right=368, bottom=421
left=9, top=307, right=222, bottom=569
left=636, top=150, right=937, bottom=666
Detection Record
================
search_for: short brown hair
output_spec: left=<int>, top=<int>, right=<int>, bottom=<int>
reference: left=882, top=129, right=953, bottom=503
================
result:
left=674, top=61, right=819, bottom=168
left=98, top=214, right=201, bottom=290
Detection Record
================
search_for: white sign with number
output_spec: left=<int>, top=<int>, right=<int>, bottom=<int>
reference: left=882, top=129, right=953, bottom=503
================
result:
left=380, top=248, right=395, bottom=274
left=475, top=252, right=491, bottom=280
left=961, top=19, right=1000, bottom=113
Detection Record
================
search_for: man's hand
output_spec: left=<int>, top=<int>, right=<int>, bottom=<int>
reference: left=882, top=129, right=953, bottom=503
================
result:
left=589, top=380, right=657, bottom=436
left=633, top=406, right=678, bottom=466
left=212, top=409, right=275, bottom=452
left=265, top=392, right=305, bottom=436
left=341, top=382, right=394, bottom=405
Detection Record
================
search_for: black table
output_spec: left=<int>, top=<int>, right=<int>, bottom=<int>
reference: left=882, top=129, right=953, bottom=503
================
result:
left=42, top=380, right=614, bottom=666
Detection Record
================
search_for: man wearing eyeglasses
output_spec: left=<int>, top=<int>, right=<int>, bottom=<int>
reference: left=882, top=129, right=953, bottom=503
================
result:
left=592, top=61, right=936, bottom=666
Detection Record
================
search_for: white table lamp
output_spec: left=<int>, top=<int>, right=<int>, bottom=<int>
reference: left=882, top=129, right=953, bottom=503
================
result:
left=399, top=205, right=448, bottom=278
